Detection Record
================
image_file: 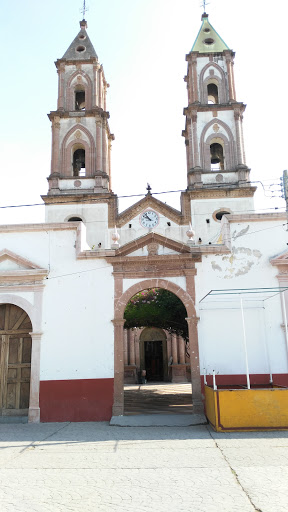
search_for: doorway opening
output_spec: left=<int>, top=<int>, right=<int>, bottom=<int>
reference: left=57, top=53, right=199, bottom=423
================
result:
left=123, top=288, right=192, bottom=415
left=0, top=304, right=32, bottom=418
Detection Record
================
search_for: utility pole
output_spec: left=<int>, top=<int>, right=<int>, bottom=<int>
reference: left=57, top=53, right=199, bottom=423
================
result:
left=281, top=170, right=288, bottom=230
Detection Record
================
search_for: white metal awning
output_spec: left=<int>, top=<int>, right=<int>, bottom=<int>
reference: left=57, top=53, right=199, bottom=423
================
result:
left=199, top=287, right=288, bottom=390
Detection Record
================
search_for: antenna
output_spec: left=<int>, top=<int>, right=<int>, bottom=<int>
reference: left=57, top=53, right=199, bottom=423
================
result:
left=80, top=0, right=89, bottom=19
left=200, top=0, right=210, bottom=12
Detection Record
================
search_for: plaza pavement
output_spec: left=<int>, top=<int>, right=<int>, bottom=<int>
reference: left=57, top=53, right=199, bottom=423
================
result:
left=0, top=421, right=287, bottom=512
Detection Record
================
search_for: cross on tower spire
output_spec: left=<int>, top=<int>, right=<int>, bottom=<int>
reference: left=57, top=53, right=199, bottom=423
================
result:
left=80, top=0, right=89, bottom=19
left=200, top=0, right=210, bottom=13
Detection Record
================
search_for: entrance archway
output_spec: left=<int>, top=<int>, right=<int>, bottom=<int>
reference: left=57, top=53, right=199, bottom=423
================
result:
left=113, top=279, right=202, bottom=416
left=0, top=304, right=32, bottom=417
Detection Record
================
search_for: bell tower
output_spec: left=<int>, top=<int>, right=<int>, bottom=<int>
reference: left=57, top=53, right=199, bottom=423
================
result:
left=183, top=13, right=255, bottom=236
left=42, top=19, right=115, bottom=245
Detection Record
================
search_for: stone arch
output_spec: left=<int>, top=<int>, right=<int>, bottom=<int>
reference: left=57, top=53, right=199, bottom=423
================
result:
left=0, top=294, right=35, bottom=330
left=200, top=119, right=236, bottom=170
left=61, top=124, right=96, bottom=177
left=113, top=278, right=201, bottom=416
left=199, top=62, right=228, bottom=103
left=115, top=279, right=196, bottom=320
left=67, top=70, right=93, bottom=111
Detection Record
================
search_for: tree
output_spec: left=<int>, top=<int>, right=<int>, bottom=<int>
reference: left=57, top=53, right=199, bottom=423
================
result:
left=124, top=288, right=188, bottom=340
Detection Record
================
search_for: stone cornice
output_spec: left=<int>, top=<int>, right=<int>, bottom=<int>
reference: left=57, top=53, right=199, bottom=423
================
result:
left=187, top=187, right=256, bottom=199
left=228, top=212, right=287, bottom=223
left=184, top=102, right=246, bottom=116
left=0, top=222, right=81, bottom=233
left=0, top=269, right=48, bottom=284
left=48, top=108, right=110, bottom=121
left=186, top=50, right=235, bottom=60
left=41, top=193, right=115, bottom=205
left=55, top=57, right=98, bottom=68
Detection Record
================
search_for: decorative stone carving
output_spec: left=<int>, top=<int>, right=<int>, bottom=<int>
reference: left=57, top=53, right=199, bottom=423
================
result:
left=74, top=180, right=81, bottom=188
left=186, top=223, right=195, bottom=245
left=147, top=243, right=159, bottom=256
left=111, top=226, right=120, bottom=248
left=215, top=174, right=224, bottom=182
left=75, top=130, right=82, bottom=139
left=213, top=123, right=219, bottom=132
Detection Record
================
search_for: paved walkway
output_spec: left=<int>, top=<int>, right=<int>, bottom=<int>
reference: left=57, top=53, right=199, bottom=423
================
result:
left=0, top=421, right=288, bottom=511
left=124, top=382, right=193, bottom=415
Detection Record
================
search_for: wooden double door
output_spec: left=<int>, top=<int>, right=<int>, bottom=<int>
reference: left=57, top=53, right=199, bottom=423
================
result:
left=0, top=305, right=32, bottom=416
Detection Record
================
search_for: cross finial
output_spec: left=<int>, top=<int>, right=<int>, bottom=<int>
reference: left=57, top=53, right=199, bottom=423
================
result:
left=80, top=0, right=89, bottom=19
left=200, top=0, right=210, bottom=13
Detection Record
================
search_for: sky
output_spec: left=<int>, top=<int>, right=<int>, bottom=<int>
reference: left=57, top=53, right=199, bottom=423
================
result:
left=1, top=0, right=287, bottom=224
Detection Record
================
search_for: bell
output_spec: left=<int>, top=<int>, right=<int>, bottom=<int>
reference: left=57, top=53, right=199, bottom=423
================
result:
left=210, top=143, right=223, bottom=164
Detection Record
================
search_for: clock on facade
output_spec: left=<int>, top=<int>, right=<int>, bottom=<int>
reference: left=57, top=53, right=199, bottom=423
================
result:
left=140, top=210, right=159, bottom=228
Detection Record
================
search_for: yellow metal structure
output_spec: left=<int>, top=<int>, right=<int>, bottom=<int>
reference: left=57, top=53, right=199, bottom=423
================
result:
left=205, top=385, right=288, bottom=432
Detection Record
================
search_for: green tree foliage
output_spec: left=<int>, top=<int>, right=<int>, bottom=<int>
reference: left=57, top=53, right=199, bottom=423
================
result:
left=124, top=288, right=188, bottom=340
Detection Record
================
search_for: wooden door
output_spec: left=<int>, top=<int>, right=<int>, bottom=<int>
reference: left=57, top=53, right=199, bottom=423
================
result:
left=0, top=305, right=32, bottom=416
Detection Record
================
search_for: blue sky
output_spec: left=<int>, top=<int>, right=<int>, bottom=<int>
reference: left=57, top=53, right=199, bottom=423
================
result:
left=1, top=0, right=287, bottom=223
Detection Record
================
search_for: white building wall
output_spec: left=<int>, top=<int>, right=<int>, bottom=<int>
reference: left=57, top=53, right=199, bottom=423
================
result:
left=46, top=203, right=109, bottom=248
left=0, top=226, right=115, bottom=382
left=190, top=197, right=255, bottom=243
left=195, top=218, right=288, bottom=377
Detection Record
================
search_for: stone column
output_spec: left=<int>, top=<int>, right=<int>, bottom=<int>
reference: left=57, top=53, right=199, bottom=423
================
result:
left=124, top=329, right=128, bottom=365
left=178, top=335, right=186, bottom=364
left=240, top=115, right=246, bottom=165
left=135, top=330, right=140, bottom=368
left=191, top=112, right=200, bottom=168
left=96, top=120, right=102, bottom=171
left=57, top=65, right=65, bottom=110
left=225, top=53, right=235, bottom=101
left=129, top=329, right=136, bottom=366
left=186, top=316, right=203, bottom=413
left=28, top=332, right=42, bottom=423
left=51, top=117, right=60, bottom=174
left=93, top=64, right=98, bottom=107
left=112, top=318, right=125, bottom=416
left=108, top=140, right=112, bottom=188
left=167, top=332, right=172, bottom=360
left=234, top=109, right=244, bottom=166
left=98, top=68, right=102, bottom=108
left=171, top=334, right=178, bottom=364
left=102, top=122, right=107, bottom=173
left=191, top=55, right=199, bottom=102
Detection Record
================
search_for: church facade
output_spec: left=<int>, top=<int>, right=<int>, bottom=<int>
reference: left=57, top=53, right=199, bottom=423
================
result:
left=0, top=14, right=287, bottom=423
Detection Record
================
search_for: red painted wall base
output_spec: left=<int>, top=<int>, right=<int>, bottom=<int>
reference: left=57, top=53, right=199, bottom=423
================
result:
left=40, top=378, right=114, bottom=422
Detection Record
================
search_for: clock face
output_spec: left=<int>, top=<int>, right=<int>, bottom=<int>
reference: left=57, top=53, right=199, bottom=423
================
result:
left=140, top=210, right=159, bottom=228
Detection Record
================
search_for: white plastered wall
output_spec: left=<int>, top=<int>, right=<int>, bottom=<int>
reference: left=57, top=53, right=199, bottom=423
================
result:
left=45, top=203, right=109, bottom=248
left=195, top=218, right=288, bottom=376
left=0, top=225, right=115, bottom=382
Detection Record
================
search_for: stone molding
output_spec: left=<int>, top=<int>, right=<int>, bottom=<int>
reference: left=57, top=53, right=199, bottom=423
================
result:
left=187, top=187, right=256, bottom=199
left=116, top=194, right=188, bottom=227
left=228, top=213, right=287, bottom=223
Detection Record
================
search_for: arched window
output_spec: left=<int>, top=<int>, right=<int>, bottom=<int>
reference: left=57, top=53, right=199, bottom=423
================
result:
left=68, top=217, right=83, bottom=222
left=73, top=148, right=86, bottom=176
left=75, top=88, right=85, bottom=110
left=210, top=142, right=224, bottom=170
left=207, top=83, right=219, bottom=104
